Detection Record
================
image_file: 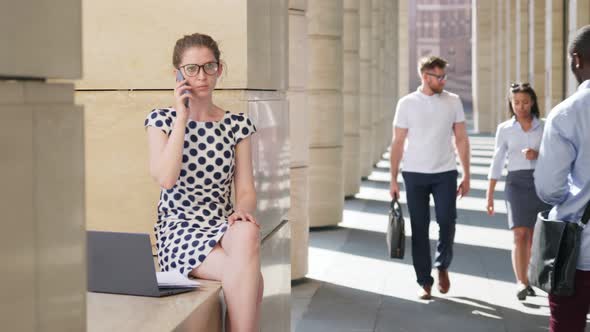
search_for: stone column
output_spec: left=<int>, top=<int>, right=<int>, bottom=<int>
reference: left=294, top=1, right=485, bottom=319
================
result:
left=371, top=0, right=381, bottom=164
left=288, top=0, right=310, bottom=280
left=0, top=1, right=85, bottom=330
left=472, top=0, right=496, bottom=133
left=385, top=1, right=396, bottom=151
left=531, top=0, right=547, bottom=116
left=544, top=0, right=565, bottom=112
left=495, top=0, right=507, bottom=125
left=397, top=0, right=410, bottom=101
left=343, top=0, right=361, bottom=197
left=307, top=0, right=344, bottom=227
left=388, top=0, right=399, bottom=144
left=382, top=0, right=391, bottom=150
left=378, top=0, right=388, bottom=156
left=517, top=0, right=530, bottom=82
left=359, top=0, right=373, bottom=177
left=566, top=0, right=590, bottom=95
left=508, top=0, right=517, bottom=83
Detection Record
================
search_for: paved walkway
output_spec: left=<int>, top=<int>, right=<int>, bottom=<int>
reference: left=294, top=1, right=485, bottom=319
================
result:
left=291, top=136, right=590, bottom=332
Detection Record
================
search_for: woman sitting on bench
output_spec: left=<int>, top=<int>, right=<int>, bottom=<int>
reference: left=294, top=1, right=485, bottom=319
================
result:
left=145, top=32, right=262, bottom=332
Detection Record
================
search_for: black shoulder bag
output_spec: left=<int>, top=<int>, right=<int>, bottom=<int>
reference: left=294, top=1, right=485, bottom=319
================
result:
left=528, top=202, right=590, bottom=296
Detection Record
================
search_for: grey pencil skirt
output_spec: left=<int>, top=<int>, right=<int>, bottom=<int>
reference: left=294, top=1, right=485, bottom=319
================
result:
left=504, top=169, right=551, bottom=229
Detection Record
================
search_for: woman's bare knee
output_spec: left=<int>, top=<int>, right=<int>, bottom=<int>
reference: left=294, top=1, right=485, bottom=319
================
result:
left=223, top=222, right=260, bottom=257
left=513, top=227, right=529, bottom=244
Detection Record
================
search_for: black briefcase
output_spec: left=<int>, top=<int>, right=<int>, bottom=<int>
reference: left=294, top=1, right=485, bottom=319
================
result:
left=387, top=199, right=405, bottom=259
left=528, top=202, right=590, bottom=296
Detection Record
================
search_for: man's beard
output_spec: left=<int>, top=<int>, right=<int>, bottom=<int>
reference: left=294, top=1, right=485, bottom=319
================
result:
left=429, top=82, right=443, bottom=94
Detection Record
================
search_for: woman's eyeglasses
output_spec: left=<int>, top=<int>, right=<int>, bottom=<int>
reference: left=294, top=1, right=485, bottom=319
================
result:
left=179, top=62, right=220, bottom=77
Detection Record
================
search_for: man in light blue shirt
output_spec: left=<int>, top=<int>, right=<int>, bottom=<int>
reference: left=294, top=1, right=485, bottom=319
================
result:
left=534, top=25, right=590, bottom=332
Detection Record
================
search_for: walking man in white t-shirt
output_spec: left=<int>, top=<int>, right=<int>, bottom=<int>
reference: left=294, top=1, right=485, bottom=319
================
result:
left=390, top=56, right=471, bottom=300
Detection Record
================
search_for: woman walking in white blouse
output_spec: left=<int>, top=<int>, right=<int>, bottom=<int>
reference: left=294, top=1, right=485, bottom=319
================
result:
left=486, top=83, right=551, bottom=301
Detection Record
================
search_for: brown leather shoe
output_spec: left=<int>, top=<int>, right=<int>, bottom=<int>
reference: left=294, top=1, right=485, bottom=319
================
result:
left=438, top=269, right=450, bottom=294
left=418, top=284, right=432, bottom=300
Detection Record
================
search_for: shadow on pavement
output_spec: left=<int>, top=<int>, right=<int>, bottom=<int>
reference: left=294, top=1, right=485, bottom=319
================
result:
left=293, top=279, right=559, bottom=332
left=309, top=226, right=515, bottom=283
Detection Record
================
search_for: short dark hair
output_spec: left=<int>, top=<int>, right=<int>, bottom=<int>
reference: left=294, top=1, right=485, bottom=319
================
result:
left=418, top=56, right=448, bottom=74
left=568, top=25, right=590, bottom=61
left=508, top=82, right=541, bottom=119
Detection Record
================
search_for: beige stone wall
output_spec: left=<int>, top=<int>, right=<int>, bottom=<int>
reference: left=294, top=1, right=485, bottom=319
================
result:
left=0, top=82, right=85, bottom=331
left=77, top=0, right=286, bottom=90
left=79, top=91, right=165, bottom=238
left=307, top=0, right=344, bottom=227
left=0, top=0, right=82, bottom=79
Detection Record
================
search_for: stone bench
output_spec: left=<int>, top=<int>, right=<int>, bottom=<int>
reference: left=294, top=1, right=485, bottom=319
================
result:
left=87, top=219, right=290, bottom=332
left=87, top=279, right=222, bottom=332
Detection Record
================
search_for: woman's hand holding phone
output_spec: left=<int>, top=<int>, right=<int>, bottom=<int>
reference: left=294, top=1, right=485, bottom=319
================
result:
left=174, top=71, right=192, bottom=121
left=521, top=148, right=538, bottom=161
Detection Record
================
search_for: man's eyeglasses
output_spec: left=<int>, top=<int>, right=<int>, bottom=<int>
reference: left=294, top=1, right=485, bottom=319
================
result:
left=510, top=82, right=531, bottom=92
left=179, top=62, right=220, bottom=77
left=425, top=72, right=447, bottom=82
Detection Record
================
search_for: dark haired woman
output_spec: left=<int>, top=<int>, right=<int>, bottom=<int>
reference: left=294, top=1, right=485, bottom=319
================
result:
left=144, top=33, right=262, bottom=331
left=486, top=83, right=551, bottom=301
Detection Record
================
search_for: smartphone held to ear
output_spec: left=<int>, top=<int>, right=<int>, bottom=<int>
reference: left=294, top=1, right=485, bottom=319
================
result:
left=176, top=70, right=189, bottom=109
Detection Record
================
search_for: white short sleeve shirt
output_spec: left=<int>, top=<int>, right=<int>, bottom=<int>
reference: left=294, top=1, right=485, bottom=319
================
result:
left=393, top=88, right=465, bottom=174
left=487, top=117, right=544, bottom=180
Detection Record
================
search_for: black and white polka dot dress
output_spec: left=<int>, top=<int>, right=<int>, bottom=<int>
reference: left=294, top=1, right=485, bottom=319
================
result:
left=144, top=108, right=256, bottom=277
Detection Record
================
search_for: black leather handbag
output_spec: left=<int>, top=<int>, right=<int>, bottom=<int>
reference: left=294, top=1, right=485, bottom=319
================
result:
left=387, top=199, right=405, bottom=259
left=528, top=202, right=590, bottom=296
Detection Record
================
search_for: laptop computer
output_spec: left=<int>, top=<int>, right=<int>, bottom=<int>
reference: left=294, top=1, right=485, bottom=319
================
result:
left=87, top=230, right=196, bottom=297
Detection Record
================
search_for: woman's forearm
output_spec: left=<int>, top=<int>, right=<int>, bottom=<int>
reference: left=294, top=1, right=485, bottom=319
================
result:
left=151, top=120, right=187, bottom=189
left=487, top=179, right=497, bottom=198
left=235, top=191, right=257, bottom=214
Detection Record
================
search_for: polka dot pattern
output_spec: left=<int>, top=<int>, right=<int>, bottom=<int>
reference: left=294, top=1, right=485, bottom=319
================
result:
left=145, top=108, right=256, bottom=277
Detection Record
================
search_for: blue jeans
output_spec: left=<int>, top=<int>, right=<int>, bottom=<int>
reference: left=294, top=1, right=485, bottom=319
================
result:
left=402, top=170, right=458, bottom=287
